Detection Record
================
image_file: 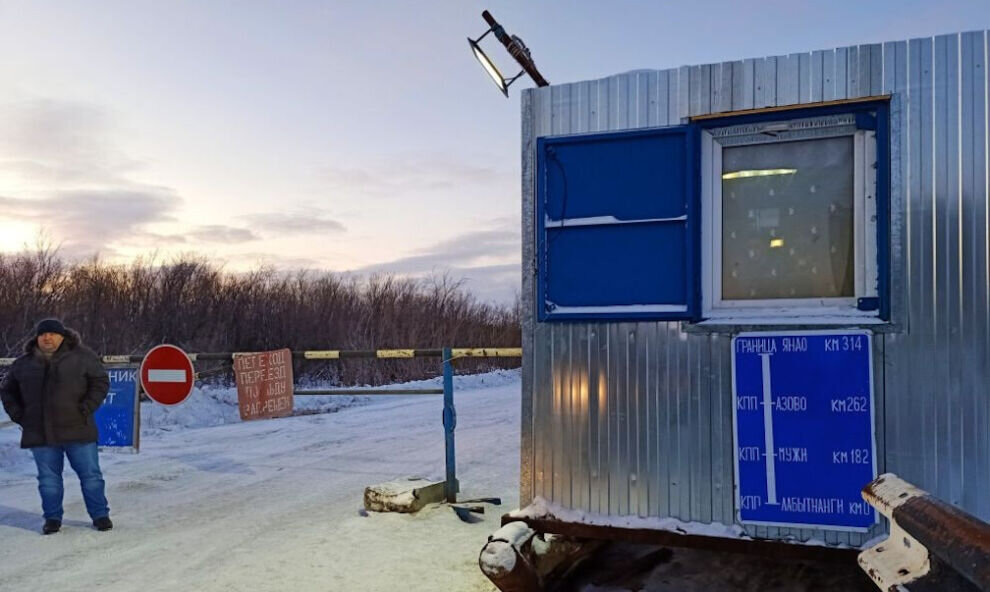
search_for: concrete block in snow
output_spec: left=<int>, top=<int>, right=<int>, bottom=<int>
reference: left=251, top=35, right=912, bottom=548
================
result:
left=364, top=478, right=445, bottom=513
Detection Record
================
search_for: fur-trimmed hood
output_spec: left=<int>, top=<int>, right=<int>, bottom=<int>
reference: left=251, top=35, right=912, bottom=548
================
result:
left=24, top=327, right=82, bottom=355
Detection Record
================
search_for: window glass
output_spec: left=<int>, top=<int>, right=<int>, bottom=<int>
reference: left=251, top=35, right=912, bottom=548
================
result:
left=721, top=136, right=854, bottom=300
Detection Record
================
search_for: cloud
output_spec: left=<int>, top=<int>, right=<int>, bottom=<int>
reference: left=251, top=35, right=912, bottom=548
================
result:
left=129, top=232, right=188, bottom=246
left=0, top=98, right=142, bottom=186
left=352, top=227, right=521, bottom=304
left=320, top=154, right=509, bottom=200
left=0, top=96, right=192, bottom=258
left=116, top=224, right=260, bottom=249
left=357, top=229, right=518, bottom=274
left=0, top=188, right=178, bottom=254
left=185, top=225, right=260, bottom=243
left=240, top=212, right=346, bottom=235
left=224, top=252, right=324, bottom=270
left=0, top=97, right=324, bottom=258
left=428, top=263, right=520, bottom=306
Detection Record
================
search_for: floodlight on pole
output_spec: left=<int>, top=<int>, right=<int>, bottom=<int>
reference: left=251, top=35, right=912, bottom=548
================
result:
left=467, top=10, right=548, bottom=97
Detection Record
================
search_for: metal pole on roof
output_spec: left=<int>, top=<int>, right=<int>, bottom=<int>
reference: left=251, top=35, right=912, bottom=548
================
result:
left=480, top=10, right=549, bottom=88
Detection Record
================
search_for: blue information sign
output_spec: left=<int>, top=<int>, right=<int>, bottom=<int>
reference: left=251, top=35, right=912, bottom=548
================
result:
left=732, top=330, right=877, bottom=531
left=95, top=367, right=139, bottom=450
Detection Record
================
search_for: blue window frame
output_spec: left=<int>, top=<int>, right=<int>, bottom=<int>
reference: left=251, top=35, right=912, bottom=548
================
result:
left=537, top=126, right=699, bottom=321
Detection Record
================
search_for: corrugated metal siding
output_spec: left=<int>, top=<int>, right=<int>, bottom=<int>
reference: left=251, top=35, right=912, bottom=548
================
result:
left=884, top=32, right=990, bottom=518
left=520, top=31, right=990, bottom=545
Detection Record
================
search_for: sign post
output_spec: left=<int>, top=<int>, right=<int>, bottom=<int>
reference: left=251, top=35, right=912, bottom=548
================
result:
left=732, top=330, right=877, bottom=531
left=95, top=366, right=140, bottom=451
left=140, top=344, right=195, bottom=406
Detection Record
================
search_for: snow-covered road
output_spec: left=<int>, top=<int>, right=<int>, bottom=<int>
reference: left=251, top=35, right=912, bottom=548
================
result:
left=0, top=371, right=519, bottom=592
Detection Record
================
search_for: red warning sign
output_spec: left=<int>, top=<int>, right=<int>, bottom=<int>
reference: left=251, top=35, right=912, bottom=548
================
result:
left=140, top=344, right=195, bottom=406
left=233, top=348, right=294, bottom=421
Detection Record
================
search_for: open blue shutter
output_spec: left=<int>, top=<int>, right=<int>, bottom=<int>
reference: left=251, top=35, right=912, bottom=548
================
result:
left=537, top=125, right=698, bottom=321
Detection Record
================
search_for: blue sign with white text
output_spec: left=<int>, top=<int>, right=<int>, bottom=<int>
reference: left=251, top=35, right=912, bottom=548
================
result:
left=732, top=331, right=876, bottom=530
left=95, top=367, right=139, bottom=449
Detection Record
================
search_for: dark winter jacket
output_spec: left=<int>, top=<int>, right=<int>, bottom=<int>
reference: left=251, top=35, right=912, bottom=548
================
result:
left=0, top=330, right=109, bottom=448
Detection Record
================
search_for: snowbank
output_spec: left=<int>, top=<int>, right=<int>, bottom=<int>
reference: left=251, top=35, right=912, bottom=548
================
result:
left=138, top=384, right=365, bottom=433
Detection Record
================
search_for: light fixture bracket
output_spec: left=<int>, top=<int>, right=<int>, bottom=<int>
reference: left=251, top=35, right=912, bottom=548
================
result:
left=467, top=10, right=548, bottom=97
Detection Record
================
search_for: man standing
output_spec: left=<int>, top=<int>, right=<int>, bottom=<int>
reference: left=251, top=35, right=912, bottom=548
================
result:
left=1, top=318, right=113, bottom=534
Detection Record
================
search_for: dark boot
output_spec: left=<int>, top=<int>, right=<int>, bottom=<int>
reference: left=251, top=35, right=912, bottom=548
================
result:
left=42, top=519, right=61, bottom=535
left=93, top=516, right=113, bottom=531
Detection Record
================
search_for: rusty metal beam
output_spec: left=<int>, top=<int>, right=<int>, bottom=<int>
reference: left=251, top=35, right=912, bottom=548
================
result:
left=859, top=473, right=990, bottom=592
left=502, top=515, right=860, bottom=565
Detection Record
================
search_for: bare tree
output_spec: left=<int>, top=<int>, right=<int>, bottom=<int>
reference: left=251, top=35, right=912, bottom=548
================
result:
left=0, top=250, right=520, bottom=384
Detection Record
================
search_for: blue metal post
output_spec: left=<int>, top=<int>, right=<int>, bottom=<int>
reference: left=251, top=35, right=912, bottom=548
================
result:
left=442, top=347, right=457, bottom=502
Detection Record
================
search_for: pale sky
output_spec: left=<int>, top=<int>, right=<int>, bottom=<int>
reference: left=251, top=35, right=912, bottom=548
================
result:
left=1, top=1, right=987, bottom=304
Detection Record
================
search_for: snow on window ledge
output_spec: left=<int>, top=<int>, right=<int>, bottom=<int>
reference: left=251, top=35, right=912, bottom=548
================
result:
left=544, top=214, right=687, bottom=228
left=698, top=305, right=884, bottom=326
left=697, top=316, right=887, bottom=327
left=547, top=303, right=688, bottom=314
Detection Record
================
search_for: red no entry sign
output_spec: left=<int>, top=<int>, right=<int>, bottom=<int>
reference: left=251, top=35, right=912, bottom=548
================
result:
left=140, top=344, right=195, bottom=406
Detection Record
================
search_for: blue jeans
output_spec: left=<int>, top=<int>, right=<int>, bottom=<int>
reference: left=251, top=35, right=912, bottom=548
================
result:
left=30, top=443, right=110, bottom=521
